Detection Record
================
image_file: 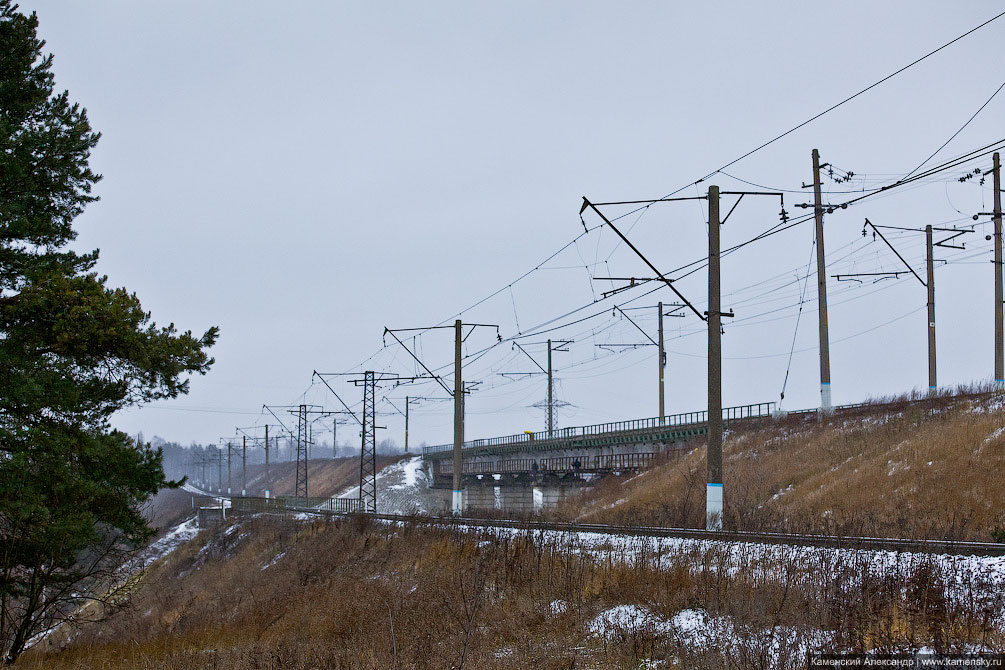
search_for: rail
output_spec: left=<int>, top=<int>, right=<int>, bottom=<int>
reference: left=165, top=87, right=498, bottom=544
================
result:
left=409, top=516, right=1005, bottom=557
left=254, top=507, right=1005, bottom=557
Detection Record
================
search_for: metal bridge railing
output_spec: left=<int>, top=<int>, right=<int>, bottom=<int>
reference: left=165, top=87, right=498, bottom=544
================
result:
left=227, top=496, right=364, bottom=515
left=438, top=451, right=658, bottom=476
left=229, top=497, right=285, bottom=514
left=422, top=401, right=776, bottom=459
left=317, top=497, right=364, bottom=514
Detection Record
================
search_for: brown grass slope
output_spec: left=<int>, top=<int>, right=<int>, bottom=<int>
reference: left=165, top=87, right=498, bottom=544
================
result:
left=22, top=515, right=1005, bottom=669
left=557, top=390, right=1005, bottom=541
left=196, top=454, right=405, bottom=500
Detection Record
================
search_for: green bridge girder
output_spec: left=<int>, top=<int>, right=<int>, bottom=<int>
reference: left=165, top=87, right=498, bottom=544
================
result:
left=421, top=402, right=778, bottom=461
left=424, top=424, right=724, bottom=461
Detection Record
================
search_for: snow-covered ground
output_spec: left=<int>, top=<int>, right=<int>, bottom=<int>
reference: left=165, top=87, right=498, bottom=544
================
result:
left=407, top=521, right=1005, bottom=623
left=137, top=518, right=201, bottom=568
left=589, top=604, right=834, bottom=665
left=333, top=456, right=445, bottom=514
left=29, top=514, right=204, bottom=651
left=181, top=482, right=231, bottom=507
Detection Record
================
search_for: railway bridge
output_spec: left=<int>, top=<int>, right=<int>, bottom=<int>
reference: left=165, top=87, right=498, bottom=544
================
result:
left=421, top=402, right=777, bottom=510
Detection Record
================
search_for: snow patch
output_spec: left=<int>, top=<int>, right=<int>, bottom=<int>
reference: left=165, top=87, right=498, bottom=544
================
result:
left=604, top=497, right=628, bottom=510
left=590, top=605, right=835, bottom=663
left=770, top=484, right=793, bottom=501
left=970, top=395, right=1005, bottom=415
left=334, top=456, right=432, bottom=514
left=400, top=457, right=423, bottom=488
left=461, top=522, right=1005, bottom=618
left=138, top=517, right=200, bottom=568
left=672, top=608, right=835, bottom=661
left=589, top=604, right=671, bottom=638
left=261, top=551, right=286, bottom=571
left=181, top=482, right=231, bottom=508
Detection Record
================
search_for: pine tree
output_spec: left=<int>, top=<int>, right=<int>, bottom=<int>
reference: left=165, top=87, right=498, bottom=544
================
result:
left=0, top=2, right=218, bottom=662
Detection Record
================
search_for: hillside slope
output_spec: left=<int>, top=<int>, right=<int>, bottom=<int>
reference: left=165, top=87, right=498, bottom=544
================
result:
left=22, top=513, right=1005, bottom=669
left=190, top=454, right=406, bottom=500
left=557, top=391, right=1005, bottom=541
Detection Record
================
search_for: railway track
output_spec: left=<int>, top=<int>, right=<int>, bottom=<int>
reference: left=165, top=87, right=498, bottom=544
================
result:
left=278, top=506, right=1005, bottom=557
left=198, top=390, right=1005, bottom=558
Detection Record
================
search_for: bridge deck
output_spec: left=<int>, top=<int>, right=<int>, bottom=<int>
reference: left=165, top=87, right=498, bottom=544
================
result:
left=434, top=451, right=659, bottom=478
left=422, top=402, right=776, bottom=460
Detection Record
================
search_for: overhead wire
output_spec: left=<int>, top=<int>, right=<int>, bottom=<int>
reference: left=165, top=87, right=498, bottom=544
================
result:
left=319, top=15, right=1005, bottom=402
left=779, top=237, right=817, bottom=407
left=902, top=79, right=1005, bottom=180
left=257, top=16, right=1005, bottom=442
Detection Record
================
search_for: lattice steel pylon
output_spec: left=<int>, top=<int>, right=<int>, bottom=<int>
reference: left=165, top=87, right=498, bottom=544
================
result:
left=295, top=404, right=309, bottom=498
left=314, top=369, right=431, bottom=514
left=359, top=371, right=377, bottom=512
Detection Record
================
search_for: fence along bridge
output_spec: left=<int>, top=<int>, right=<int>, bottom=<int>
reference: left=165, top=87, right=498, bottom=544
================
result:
left=422, top=402, right=776, bottom=488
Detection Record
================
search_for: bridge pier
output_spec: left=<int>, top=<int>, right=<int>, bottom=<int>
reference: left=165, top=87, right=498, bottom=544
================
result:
left=464, top=481, right=495, bottom=511
left=499, top=486, right=534, bottom=514
left=540, top=486, right=559, bottom=509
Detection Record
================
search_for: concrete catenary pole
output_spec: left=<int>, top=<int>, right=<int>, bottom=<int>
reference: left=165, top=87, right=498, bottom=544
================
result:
left=812, top=149, right=833, bottom=412
left=994, top=152, right=1003, bottom=384
left=217, top=448, right=222, bottom=493
left=226, top=442, right=232, bottom=495
left=927, top=225, right=937, bottom=392
left=706, top=185, right=723, bottom=531
left=241, top=435, right=247, bottom=496
left=405, top=396, right=410, bottom=453
left=658, top=301, right=665, bottom=423
left=264, top=424, right=270, bottom=498
left=547, top=339, right=554, bottom=436
left=452, top=319, right=464, bottom=514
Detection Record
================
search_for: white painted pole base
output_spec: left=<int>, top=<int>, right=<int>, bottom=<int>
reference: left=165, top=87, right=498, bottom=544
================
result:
left=452, top=489, right=463, bottom=515
left=706, top=483, right=723, bottom=531
left=820, top=383, right=832, bottom=413
left=265, top=489, right=270, bottom=499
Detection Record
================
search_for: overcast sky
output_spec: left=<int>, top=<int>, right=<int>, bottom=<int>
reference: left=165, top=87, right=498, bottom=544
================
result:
left=21, top=2, right=1005, bottom=449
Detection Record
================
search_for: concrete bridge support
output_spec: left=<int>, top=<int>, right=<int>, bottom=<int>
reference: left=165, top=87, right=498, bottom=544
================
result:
left=539, top=484, right=570, bottom=509
left=464, top=482, right=496, bottom=511
left=499, top=486, right=534, bottom=514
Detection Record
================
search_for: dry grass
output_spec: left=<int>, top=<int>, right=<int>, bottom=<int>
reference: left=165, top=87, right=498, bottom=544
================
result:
left=556, top=390, right=1005, bottom=541
left=196, top=454, right=406, bottom=500
left=20, top=513, right=1005, bottom=669
left=17, top=390, right=1005, bottom=667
